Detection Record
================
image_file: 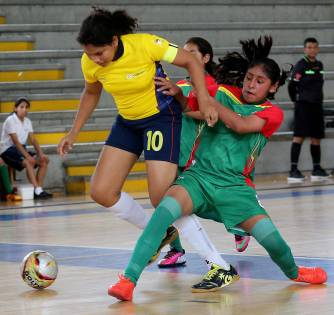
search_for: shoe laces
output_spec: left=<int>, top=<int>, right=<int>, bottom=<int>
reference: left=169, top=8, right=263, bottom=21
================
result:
left=203, top=266, right=220, bottom=281
left=163, top=248, right=183, bottom=259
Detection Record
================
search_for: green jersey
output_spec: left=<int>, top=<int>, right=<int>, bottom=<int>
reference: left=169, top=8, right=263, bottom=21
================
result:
left=177, top=75, right=216, bottom=168
left=186, top=85, right=283, bottom=187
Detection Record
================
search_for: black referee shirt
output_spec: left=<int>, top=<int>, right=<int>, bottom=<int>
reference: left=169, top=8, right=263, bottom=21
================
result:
left=288, top=56, right=324, bottom=104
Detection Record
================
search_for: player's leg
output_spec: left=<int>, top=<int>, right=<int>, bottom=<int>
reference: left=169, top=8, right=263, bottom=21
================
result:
left=108, top=185, right=193, bottom=301
left=143, top=102, right=184, bottom=262
left=239, top=215, right=327, bottom=284
left=90, top=115, right=150, bottom=229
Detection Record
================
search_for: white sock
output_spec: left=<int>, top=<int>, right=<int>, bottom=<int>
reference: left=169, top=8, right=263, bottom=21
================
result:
left=174, top=215, right=230, bottom=270
left=108, top=192, right=150, bottom=229
left=34, top=187, right=43, bottom=195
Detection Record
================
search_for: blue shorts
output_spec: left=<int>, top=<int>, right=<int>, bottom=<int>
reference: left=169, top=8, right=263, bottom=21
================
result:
left=106, top=100, right=182, bottom=164
left=1, top=145, right=36, bottom=171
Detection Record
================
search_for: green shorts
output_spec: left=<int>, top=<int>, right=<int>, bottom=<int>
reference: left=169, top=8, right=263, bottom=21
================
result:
left=175, top=169, right=269, bottom=235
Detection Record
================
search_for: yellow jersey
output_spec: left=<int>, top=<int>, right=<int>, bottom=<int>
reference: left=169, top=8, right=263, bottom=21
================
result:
left=81, top=33, right=178, bottom=120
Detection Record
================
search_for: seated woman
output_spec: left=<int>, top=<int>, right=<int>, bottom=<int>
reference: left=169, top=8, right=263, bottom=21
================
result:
left=0, top=97, right=52, bottom=199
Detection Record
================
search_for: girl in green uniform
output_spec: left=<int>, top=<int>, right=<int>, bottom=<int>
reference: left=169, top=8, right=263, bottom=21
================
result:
left=108, top=36, right=327, bottom=301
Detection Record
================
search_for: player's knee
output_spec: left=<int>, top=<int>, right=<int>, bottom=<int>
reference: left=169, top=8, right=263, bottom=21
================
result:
left=90, top=186, right=118, bottom=207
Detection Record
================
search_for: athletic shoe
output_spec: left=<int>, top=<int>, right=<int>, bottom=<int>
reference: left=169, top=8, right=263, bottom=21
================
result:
left=148, top=226, right=179, bottom=265
left=6, top=193, right=22, bottom=201
left=158, top=248, right=186, bottom=268
left=287, top=169, right=305, bottom=183
left=292, top=266, right=327, bottom=284
left=192, top=263, right=240, bottom=292
left=311, top=168, right=331, bottom=182
left=108, top=274, right=135, bottom=301
left=234, top=235, right=250, bottom=252
left=34, top=191, right=53, bottom=199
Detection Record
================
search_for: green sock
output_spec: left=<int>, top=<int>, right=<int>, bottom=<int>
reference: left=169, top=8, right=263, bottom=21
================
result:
left=0, top=165, right=13, bottom=194
left=125, top=196, right=182, bottom=284
left=251, top=218, right=298, bottom=279
left=169, top=235, right=184, bottom=252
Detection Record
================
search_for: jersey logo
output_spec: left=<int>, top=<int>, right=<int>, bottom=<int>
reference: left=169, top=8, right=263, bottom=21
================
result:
left=154, top=39, right=163, bottom=46
left=126, top=70, right=146, bottom=80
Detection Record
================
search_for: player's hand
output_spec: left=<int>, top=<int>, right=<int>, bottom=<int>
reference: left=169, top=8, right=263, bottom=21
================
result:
left=57, top=132, right=76, bottom=157
left=154, top=77, right=182, bottom=96
left=200, top=103, right=218, bottom=127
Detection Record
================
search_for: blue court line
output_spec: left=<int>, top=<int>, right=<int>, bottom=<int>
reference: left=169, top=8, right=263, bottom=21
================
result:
left=0, top=243, right=333, bottom=284
left=0, top=208, right=108, bottom=221
left=1, top=187, right=334, bottom=222
left=258, top=188, right=334, bottom=200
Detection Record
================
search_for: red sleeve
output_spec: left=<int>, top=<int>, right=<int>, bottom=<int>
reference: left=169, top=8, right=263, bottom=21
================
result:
left=187, top=84, right=219, bottom=111
left=254, top=105, right=284, bottom=138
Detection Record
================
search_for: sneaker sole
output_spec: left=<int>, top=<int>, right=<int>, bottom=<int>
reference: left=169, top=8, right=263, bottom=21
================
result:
left=158, top=261, right=187, bottom=268
left=310, top=175, right=331, bottom=182
left=108, top=288, right=132, bottom=301
left=191, top=274, right=240, bottom=293
left=287, top=177, right=305, bottom=184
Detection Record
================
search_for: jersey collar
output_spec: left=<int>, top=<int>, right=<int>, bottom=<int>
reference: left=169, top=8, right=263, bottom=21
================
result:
left=112, top=38, right=124, bottom=61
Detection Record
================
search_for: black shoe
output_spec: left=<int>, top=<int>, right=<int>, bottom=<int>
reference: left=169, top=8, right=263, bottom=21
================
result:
left=287, top=169, right=305, bottom=183
left=311, top=168, right=331, bottom=182
left=192, top=264, right=240, bottom=292
left=147, top=226, right=179, bottom=265
left=34, top=191, right=53, bottom=199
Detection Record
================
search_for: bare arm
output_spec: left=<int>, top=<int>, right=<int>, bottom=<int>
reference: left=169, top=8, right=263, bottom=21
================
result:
left=211, top=97, right=266, bottom=134
left=57, top=81, right=102, bottom=156
left=172, top=48, right=218, bottom=126
left=70, top=81, right=102, bottom=135
left=28, top=133, right=43, bottom=156
left=9, top=133, right=34, bottom=162
left=185, top=111, right=204, bottom=120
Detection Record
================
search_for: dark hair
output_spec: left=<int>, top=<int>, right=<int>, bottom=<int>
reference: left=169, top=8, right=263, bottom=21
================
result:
left=77, top=7, right=138, bottom=46
left=14, top=97, right=30, bottom=108
left=304, top=37, right=318, bottom=47
left=215, top=52, right=248, bottom=87
left=185, top=37, right=216, bottom=76
left=215, top=35, right=288, bottom=99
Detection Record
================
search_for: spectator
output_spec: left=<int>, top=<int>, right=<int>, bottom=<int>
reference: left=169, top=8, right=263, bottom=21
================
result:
left=288, top=37, right=330, bottom=183
left=0, top=97, right=52, bottom=199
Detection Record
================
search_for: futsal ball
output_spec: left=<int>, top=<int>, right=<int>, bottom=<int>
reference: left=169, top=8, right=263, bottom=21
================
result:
left=21, top=250, right=58, bottom=289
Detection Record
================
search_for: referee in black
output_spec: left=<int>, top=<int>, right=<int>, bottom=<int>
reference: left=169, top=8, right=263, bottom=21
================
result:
left=288, top=37, right=330, bottom=183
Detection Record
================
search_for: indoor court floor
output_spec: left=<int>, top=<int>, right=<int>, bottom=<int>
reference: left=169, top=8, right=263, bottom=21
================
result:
left=0, top=180, right=334, bottom=315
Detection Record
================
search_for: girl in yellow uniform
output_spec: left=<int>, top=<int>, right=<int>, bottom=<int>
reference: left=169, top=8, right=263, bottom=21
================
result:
left=58, top=8, right=217, bottom=255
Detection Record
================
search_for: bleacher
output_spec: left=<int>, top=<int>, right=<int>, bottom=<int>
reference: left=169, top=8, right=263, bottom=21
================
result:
left=0, top=0, right=333, bottom=193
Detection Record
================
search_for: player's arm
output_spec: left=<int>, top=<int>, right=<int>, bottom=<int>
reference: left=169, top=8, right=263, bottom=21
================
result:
left=210, top=97, right=283, bottom=136
left=172, top=49, right=218, bottom=126
left=185, top=111, right=204, bottom=120
left=211, top=97, right=265, bottom=133
left=57, top=81, right=102, bottom=156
